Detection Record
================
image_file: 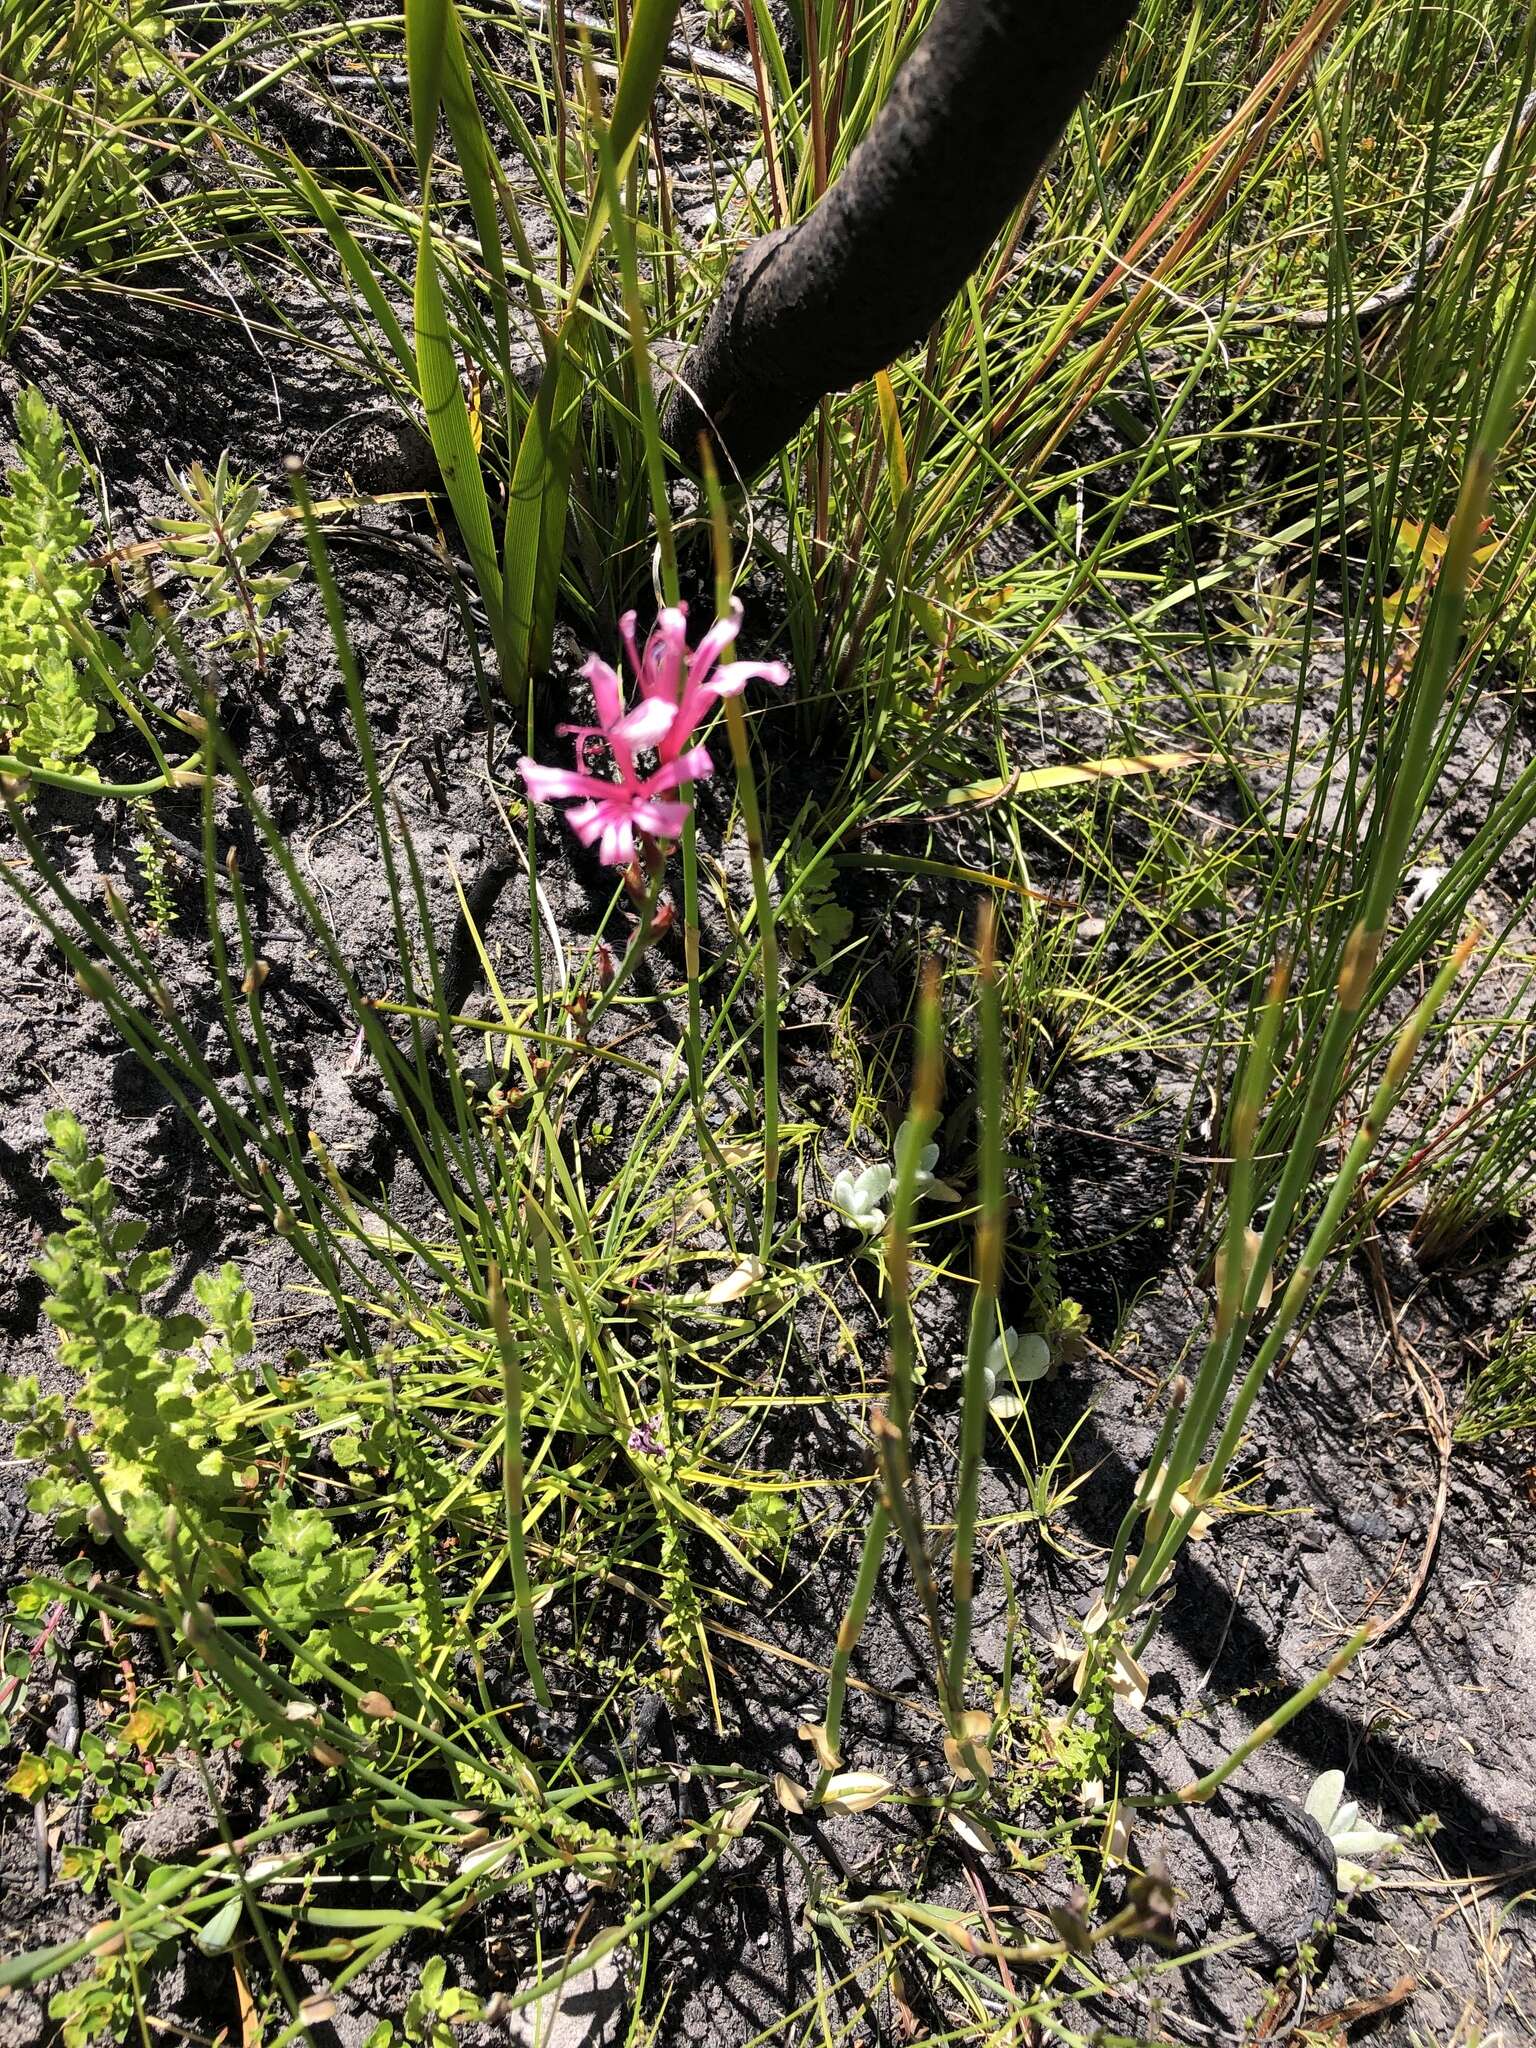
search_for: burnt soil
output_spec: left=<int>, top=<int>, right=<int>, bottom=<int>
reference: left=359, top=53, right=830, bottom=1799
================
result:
left=4, top=129, right=1536, bottom=2048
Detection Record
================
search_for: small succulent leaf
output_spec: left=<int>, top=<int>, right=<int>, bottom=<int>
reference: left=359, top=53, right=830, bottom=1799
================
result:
left=773, top=1773, right=808, bottom=1814
left=1305, top=1769, right=1346, bottom=1832
left=820, top=1771, right=893, bottom=1814
left=1333, top=1822, right=1399, bottom=1859
left=797, top=1721, right=841, bottom=1772
left=946, top=1810, right=998, bottom=1858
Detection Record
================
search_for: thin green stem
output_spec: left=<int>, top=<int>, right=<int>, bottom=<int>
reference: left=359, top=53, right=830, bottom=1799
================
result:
left=945, top=902, right=1004, bottom=1724
left=811, top=1498, right=888, bottom=1804
left=1132, top=1623, right=1375, bottom=1810
left=700, top=445, right=781, bottom=1259
left=488, top=1260, right=551, bottom=1708
left=0, top=752, right=202, bottom=798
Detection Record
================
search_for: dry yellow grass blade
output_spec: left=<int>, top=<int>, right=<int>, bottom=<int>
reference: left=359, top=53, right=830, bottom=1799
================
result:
left=944, top=748, right=1205, bottom=808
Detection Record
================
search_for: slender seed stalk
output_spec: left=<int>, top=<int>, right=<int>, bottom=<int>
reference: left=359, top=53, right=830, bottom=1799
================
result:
left=1100, top=1370, right=1188, bottom=1612
left=1199, top=931, right=1479, bottom=1495
left=1100, top=286, right=1536, bottom=1654
left=810, top=1498, right=889, bottom=1804
left=1115, top=928, right=1478, bottom=1625
left=700, top=443, right=782, bottom=1259
left=945, top=902, right=1004, bottom=1731
left=487, top=1260, right=551, bottom=1709
left=873, top=1408, right=952, bottom=1699
left=869, top=963, right=964, bottom=1730
left=1131, top=1623, right=1375, bottom=1810
left=1247, top=280, right=1536, bottom=1293
left=1138, top=954, right=1292, bottom=1560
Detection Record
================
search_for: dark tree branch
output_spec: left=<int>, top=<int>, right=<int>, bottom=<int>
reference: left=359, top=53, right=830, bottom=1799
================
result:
left=663, top=0, right=1139, bottom=482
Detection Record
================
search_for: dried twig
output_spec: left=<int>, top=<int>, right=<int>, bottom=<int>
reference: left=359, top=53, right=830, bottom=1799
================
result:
left=1362, top=1248, right=1452, bottom=1647
left=1292, top=89, right=1536, bottom=330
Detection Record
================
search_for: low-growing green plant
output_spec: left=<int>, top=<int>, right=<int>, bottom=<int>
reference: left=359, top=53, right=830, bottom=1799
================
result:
left=0, top=386, right=106, bottom=766
left=129, top=793, right=177, bottom=932
left=365, top=1957, right=485, bottom=2048
left=0, top=0, right=171, bottom=258
left=780, top=846, right=855, bottom=970
left=6, top=1110, right=358, bottom=1616
left=1, top=1085, right=788, bottom=2035
left=0, top=387, right=179, bottom=793
left=155, top=452, right=303, bottom=669
left=1456, top=1305, right=1536, bottom=1443
left=1304, top=1768, right=1402, bottom=1895
left=830, top=1158, right=893, bottom=1235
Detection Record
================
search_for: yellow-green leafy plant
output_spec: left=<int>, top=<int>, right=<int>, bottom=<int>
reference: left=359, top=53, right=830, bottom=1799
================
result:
left=0, top=0, right=170, bottom=248
left=0, top=387, right=106, bottom=766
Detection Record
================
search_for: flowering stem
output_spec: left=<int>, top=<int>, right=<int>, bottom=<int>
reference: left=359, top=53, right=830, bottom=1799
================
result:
left=579, top=861, right=668, bottom=1041
left=701, top=447, right=780, bottom=1261
left=719, top=694, right=779, bottom=1260
left=587, top=84, right=716, bottom=1152
left=812, top=1496, right=890, bottom=1807
left=946, top=903, right=1004, bottom=1728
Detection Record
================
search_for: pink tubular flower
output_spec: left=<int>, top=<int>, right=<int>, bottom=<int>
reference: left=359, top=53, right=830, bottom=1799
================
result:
left=621, top=598, right=790, bottom=763
left=518, top=603, right=789, bottom=867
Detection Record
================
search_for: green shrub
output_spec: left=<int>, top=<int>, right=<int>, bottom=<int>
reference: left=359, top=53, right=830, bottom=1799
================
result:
left=0, top=387, right=106, bottom=766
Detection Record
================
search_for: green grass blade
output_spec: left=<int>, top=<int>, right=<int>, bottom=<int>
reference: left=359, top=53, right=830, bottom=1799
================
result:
left=440, top=6, right=512, bottom=369
left=563, top=0, right=684, bottom=309
left=413, top=205, right=507, bottom=667
left=504, top=342, right=582, bottom=682
left=404, top=0, right=449, bottom=179
left=288, top=156, right=415, bottom=382
left=608, top=0, right=686, bottom=162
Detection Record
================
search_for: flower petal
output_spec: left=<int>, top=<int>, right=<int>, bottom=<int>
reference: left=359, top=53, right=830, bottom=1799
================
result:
left=643, top=745, right=714, bottom=794
left=612, top=697, right=677, bottom=750
left=563, top=799, right=609, bottom=845
left=566, top=797, right=639, bottom=869
left=684, top=597, right=744, bottom=694
left=598, top=814, right=635, bottom=865
left=581, top=655, right=626, bottom=738
left=618, top=610, right=642, bottom=679
left=640, top=607, right=690, bottom=707
left=708, top=658, right=791, bottom=697
left=632, top=798, right=691, bottom=842
left=519, top=759, right=616, bottom=805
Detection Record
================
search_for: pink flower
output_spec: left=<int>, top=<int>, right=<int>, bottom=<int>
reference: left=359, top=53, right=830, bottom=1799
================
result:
left=518, top=603, right=788, bottom=867
left=620, top=598, right=790, bottom=763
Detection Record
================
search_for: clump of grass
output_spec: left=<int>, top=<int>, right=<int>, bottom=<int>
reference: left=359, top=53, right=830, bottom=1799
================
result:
left=1456, top=1306, right=1536, bottom=1444
left=3, top=0, right=1536, bottom=2038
